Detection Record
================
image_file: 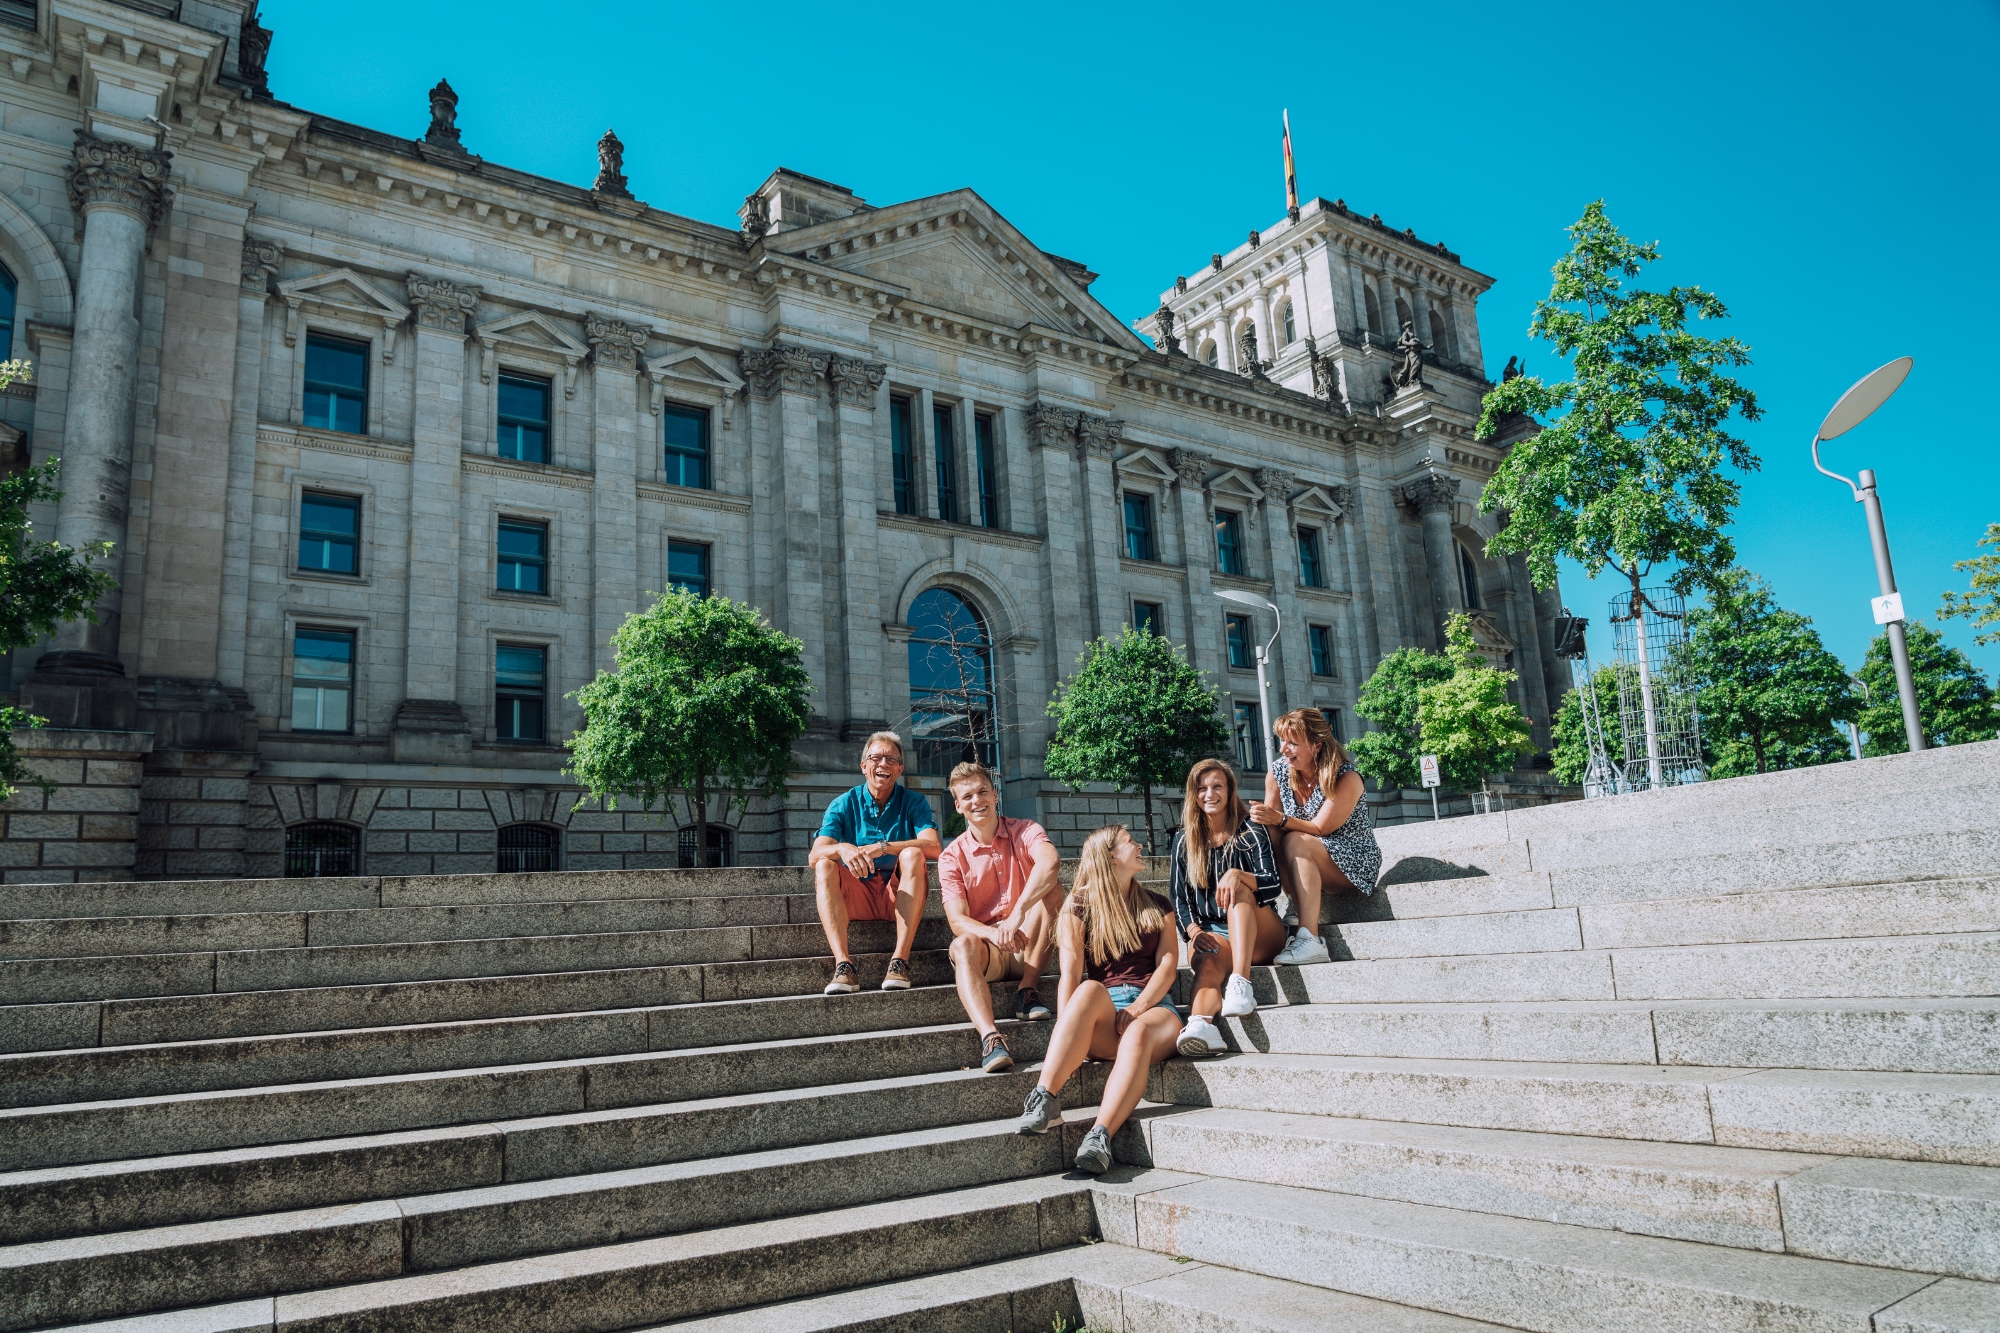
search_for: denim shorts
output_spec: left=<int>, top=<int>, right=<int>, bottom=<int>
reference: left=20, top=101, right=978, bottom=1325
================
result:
left=1106, top=984, right=1182, bottom=1024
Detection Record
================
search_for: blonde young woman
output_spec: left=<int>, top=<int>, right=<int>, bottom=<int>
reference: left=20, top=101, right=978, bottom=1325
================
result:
left=1014, top=823, right=1182, bottom=1174
left=1169, top=758, right=1286, bottom=1058
left=1249, top=707, right=1383, bottom=966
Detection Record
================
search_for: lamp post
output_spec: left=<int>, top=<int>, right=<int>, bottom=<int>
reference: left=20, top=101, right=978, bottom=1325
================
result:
left=1848, top=675, right=1869, bottom=762
left=1810, top=357, right=1925, bottom=752
left=1215, top=588, right=1281, bottom=770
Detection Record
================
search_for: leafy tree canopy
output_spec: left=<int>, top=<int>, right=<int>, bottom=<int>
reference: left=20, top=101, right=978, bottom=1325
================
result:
left=1350, top=645, right=1454, bottom=790
left=1476, top=202, right=1761, bottom=602
left=1550, top=664, right=1621, bottom=786
left=1416, top=613, right=1537, bottom=790
left=1684, top=569, right=1858, bottom=777
left=566, top=589, right=811, bottom=866
left=1044, top=625, right=1229, bottom=853
left=1939, top=522, right=2000, bottom=647
left=1855, top=620, right=1999, bottom=755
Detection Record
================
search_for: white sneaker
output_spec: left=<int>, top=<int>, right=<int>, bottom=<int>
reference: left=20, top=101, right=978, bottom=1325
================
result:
left=1221, top=974, right=1257, bottom=1017
left=1274, top=930, right=1331, bottom=966
left=1178, top=1015, right=1226, bottom=1059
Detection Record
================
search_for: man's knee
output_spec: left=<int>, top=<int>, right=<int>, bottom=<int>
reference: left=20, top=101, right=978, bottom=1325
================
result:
left=896, top=846, right=928, bottom=884
left=813, top=858, right=841, bottom=892
left=949, top=932, right=984, bottom=971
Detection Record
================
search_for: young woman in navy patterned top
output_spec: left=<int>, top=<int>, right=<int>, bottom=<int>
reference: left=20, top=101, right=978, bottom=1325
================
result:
left=1249, top=707, right=1382, bottom=966
left=1167, top=758, right=1285, bottom=1057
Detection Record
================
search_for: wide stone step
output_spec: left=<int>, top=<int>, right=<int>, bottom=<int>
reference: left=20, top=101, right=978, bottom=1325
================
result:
left=1121, top=1171, right=1984, bottom=1332
left=0, top=976, right=1049, bottom=1109
left=1152, top=1052, right=2000, bottom=1165
left=1610, top=931, right=2000, bottom=1001
left=0, top=1113, right=1085, bottom=1330
left=2, top=1061, right=1106, bottom=1246
left=1296, top=949, right=1615, bottom=1004
left=1222, top=998, right=2000, bottom=1074
left=1129, top=1105, right=2000, bottom=1280
left=1331, top=907, right=1583, bottom=960
left=0, top=1017, right=1058, bottom=1172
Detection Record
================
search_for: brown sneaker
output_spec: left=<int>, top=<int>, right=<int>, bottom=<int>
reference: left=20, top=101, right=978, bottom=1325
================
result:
left=823, top=961, right=859, bottom=995
left=980, top=1032, right=1014, bottom=1073
left=881, top=958, right=912, bottom=991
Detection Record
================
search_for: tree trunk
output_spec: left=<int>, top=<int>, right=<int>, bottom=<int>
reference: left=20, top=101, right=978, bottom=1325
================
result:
left=1628, top=573, right=1664, bottom=788
left=1142, top=784, right=1155, bottom=857
left=695, top=782, right=709, bottom=870
left=1751, top=728, right=1767, bottom=774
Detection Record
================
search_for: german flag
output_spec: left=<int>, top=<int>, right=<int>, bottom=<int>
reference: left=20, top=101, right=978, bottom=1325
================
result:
left=1283, top=110, right=1299, bottom=214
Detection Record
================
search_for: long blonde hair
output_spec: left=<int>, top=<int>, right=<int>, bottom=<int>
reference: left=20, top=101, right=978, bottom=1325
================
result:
left=1180, top=758, right=1248, bottom=892
left=1067, top=823, right=1165, bottom=967
left=1274, top=708, right=1346, bottom=800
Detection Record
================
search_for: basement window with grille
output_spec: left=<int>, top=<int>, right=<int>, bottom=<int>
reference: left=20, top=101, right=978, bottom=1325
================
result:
left=497, top=824, right=558, bottom=873
left=285, top=822, right=360, bottom=878
left=678, top=825, right=733, bottom=868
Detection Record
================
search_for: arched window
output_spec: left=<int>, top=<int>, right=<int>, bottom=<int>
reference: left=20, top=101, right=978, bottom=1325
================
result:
left=1363, top=286, right=1381, bottom=336
left=285, top=822, right=360, bottom=877
left=1394, top=295, right=1413, bottom=333
left=1281, top=301, right=1296, bottom=345
left=0, top=261, right=15, bottom=360
left=1458, top=543, right=1482, bottom=610
left=497, top=823, right=559, bottom=873
left=1430, top=305, right=1456, bottom=361
left=1201, top=341, right=1218, bottom=368
left=907, top=587, right=997, bottom=777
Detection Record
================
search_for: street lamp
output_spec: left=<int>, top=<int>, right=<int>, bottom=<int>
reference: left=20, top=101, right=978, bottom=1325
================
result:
left=1215, top=588, right=1281, bottom=770
left=1811, top=357, right=1925, bottom=752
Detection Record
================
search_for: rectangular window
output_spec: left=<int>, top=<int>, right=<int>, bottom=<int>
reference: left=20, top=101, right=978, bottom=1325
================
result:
left=297, top=492, right=360, bottom=574
left=497, top=519, right=547, bottom=593
left=1215, top=509, right=1244, bottom=575
left=662, top=403, right=711, bottom=489
left=495, top=644, right=546, bottom=742
left=890, top=395, right=915, bottom=514
left=975, top=412, right=998, bottom=529
left=668, top=539, right=710, bottom=597
left=1308, top=624, right=1336, bottom=677
left=1132, top=601, right=1163, bottom=636
left=1226, top=613, right=1253, bottom=670
left=291, top=628, right=354, bottom=733
left=496, top=373, right=551, bottom=464
left=1321, top=707, right=1344, bottom=743
left=303, top=333, right=368, bottom=435
left=1297, top=526, right=1325, bottom=588
left=1233, top=701, right=1265, bottom=772
left=933, top=405, right=958, bottom=523
left=1123, top=492, right=1157, bottom=562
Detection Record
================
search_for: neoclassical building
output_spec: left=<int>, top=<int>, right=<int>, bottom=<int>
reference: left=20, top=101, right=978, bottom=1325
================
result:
left=0, top=0, right=1565, bottom=880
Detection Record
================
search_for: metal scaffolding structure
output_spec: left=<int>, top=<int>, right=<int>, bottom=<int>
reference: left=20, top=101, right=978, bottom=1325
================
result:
left=1551, top=610, right=1627, bottom=799
left=1608, top=588, right=1707, bottom=791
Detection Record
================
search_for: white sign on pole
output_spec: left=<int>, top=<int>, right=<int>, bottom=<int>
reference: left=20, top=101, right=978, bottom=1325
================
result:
left=1420, top=755, right=1441, bottom=788
left=1871, top=592, right=1905, bottom=626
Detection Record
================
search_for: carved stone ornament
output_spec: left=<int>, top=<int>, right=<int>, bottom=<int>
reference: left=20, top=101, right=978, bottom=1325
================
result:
left=1327, top=483, right=1356, bottom=514
left=405, top=273, right=480, bottom=333
left=1171, top=448, right=1211, bottom=487
left=1175, top=276, right=1188, bottom=295
left=1153, top=304, right=1183, bottom=357
left=1304, top=335, right=1348, bottom=413
left=1399, top=472, right=1460, bottom=516
left=825, top=355, right=887, bottom=408
left=1236, top=323, right=1268, bottom=381
left=1073, top=414, right=1123, bottom=458
left=66, top=130, right=172, bottom=235
left=740, top=192, right=770, bottom=241
left=742, top=344, right=830, bottom=398
left=240, top=236, right=283, bottom=293
left=1392, top=320, right=1427, bottom=391
left=1501, top=355, right=1522, bottom=381
left=424, top=79, right=462, bottom=148
left=238, top=9, right=273, bottom=96
left=1023, top=403, right=1080, bottom=449
left=585, top=314, right=650, bottom=369
left=593, top=129, right=631, bottom=198
left=1210, top=253, right=1223, bottom=272
left=1255, top=467, right=1294, bottom=507
left=1248, top=228, right=1262, bottom=249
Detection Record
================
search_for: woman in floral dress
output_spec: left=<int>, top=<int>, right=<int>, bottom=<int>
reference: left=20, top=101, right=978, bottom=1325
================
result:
left=1248, top=707, right=1382, bottom=965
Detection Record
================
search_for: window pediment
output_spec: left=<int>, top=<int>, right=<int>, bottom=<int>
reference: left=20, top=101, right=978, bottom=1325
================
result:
left=1111, top=445, right=1177, bottom=488
left=278, top=268, right=411, bottom=363
left=1292, top=483, right=1349, bottom=522
left=475, top=310, right=591, bottom=399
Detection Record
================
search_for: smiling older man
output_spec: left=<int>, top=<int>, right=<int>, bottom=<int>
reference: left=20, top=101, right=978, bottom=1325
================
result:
left=808, top=731, right=942, bottom=995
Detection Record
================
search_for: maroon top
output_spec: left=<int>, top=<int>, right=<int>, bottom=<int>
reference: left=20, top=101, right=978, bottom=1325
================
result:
left=1073, top=889, right=1174, bottom=990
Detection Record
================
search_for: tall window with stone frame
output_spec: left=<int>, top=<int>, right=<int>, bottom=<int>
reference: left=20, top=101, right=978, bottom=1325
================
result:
left=1132, top=601, right=1163, bottom=636
left=662, top=403, right=710, bottom=489
left=1225, top=614, right=1253, bottom=670
left=1233, top=701, right=1265, bottom=772
left=496, top=520, right=547, bottom=593
left=1395, top=294, right=1413, bottom=331
left=0, top=261, right=14, bottom=358
left=1123, top=492, right=1157, bottom=562
left=974, top=412, right=998, bottom=529
left=889, top=395, right=916, bottom=514
left=495, top=644, right=547, bottom=742
left=1308, top=624, right=1336, bottom=678
left=1458, top=543, right=1482, bottom=610
left=1281, top=301, right=1297, bottom=345
left=932, top=404, right=958, bottom=523
left=1296, top=525, right=1325, bottom=588
left=1214, top=509, right=1245, bottom=576
left=496, top=373, right=551, bottom=463
left=1363, top=286, right=1382, bottom=336
left=1203, top=341, right=1218, bottom=368
left=668, top=540, right=710, bottom=598
left=291, top=628, right=355, bottom=733
left=297, top=492, right=360, bottom=575
left=303, top=333, right=368, bottom=435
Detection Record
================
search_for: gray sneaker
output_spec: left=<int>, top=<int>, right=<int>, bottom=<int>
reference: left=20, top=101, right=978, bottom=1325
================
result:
left=1015, top=1085, right=1061, bottom=1136
left=1074, top=1124, right=1114, bottom=1174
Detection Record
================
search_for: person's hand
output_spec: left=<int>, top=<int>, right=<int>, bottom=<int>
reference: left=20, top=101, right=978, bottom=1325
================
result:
left=842, top=843, right=878, bottom=879
left=1114, top=1008, right=1134, bottom=1037
left=1247, top=801, right=1285, bottom=827
left=992, top=913, right=1028, bottom=953
left=1189, top=928, right=1220, bottom=955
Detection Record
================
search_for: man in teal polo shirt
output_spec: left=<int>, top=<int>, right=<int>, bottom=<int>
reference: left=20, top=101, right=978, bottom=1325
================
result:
left=809, top=730, right=942, bottom=994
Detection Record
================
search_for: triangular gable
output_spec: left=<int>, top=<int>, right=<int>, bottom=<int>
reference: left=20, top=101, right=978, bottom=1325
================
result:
left=1463, top=608, right=1518, bottom=667
left=278, top=267, right=411, bottom=363
left=1208, top=466, right=1266, bottom=511
left=1292, top=483, right=1348, bottom=522
left=1111, top=446, right=1178, bottom=489
left=476, top=310, right=591, bottom=398
left=645, top=345, right=746, bottom=419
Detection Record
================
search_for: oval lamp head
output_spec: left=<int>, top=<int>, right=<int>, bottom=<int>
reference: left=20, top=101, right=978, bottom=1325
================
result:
left=1214, top=589, right=1266, bottom=610
left=1817, top=357, right=1912, bottom=441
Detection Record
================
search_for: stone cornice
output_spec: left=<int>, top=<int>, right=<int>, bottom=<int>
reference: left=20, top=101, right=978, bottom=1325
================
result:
left=874, top=511, right=1045, bottom=553
left=636, top=481, right=754, bottom=513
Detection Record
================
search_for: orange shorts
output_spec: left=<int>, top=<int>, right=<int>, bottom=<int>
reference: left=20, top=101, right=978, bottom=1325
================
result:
left=836, top=864, right=904, bottom=922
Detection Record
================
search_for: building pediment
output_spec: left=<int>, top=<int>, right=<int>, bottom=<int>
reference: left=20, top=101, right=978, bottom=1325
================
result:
left=1111, top=446, right=1178, bottom=489
left=474, top=310, right=590, bottom=398
left=644, top=344, right=746, bottom=415
left=1292, top=482, right=1350, bottom=522
left=1207, top=465, right=1266, bottom=511
left=278, top=267, right=411, bottom=362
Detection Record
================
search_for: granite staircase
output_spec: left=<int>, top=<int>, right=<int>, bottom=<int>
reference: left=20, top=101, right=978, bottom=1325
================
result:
left=0, top=740, right=1995, bottom=1331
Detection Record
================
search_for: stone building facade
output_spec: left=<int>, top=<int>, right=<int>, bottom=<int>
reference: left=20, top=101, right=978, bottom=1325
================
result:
left=0, top=0, right=1565, bottom=881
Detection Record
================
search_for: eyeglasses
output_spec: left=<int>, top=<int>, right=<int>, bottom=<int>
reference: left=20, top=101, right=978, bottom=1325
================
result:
left=862, top=754, right=904, bottom=767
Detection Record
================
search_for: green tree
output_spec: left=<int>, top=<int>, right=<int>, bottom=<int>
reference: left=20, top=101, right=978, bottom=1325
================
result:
left=1475, top=201, right=1760, bottom=780
left=1044, top=625, right=1229, bottom=853
left=1683, top=569, right=1858, bottom=777
left=0, top=360, right=119, bottom=799
left=1855, top=620, right=1999, bottom=755
left=1550, top=665, right=1621, bottom=786
left=566, top=589, right=811, bottom=866
left=1416, top=612, right=1536, bottom=792
left=1350, top=646, right=1454, bottom=789
left=1939, top=522, right=2000, bottom=646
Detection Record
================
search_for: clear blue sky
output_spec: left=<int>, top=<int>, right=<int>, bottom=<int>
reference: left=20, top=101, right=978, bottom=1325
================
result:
left=265, top=0, right=2000, bottom=682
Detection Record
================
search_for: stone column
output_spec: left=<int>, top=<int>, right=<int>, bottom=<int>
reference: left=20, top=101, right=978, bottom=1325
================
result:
left=1171, top=449, right=1219, bottom=680
left=586, top=316, right=649, bottom=675
left=1024, top=404, right=1086, bottom=672
left=1507, top=551, right=1555, bottom=748
left=743, top=344, right=831, bottom=715
left=29, top=132, right=172, bottom=716
left=1075, top=414, right=1126, bottom=641
left=1534, top=582, right=1572, bottom=721
left=1215, top=311, right=1237, bottom=373
left=1257, top=467, right=1303, bottom=717
left=215, top=237, right=281, bottom=691
left=827, top=354, right=889, bottom=737
left=1400, top=473, right=1463, bottom=648
left=1250, top=290, right=1273, bottom=365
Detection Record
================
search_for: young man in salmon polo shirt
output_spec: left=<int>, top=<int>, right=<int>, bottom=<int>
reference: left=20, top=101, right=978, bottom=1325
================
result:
left=809, top=731, right=942, bottom=996
left=938, top=761, right=1063, bottom=1073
